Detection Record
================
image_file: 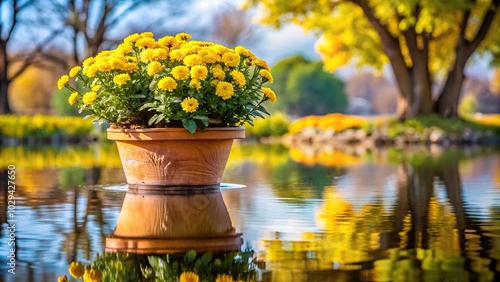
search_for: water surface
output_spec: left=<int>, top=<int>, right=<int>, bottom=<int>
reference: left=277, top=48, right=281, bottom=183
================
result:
left=0, top=144, right=499, bottom=281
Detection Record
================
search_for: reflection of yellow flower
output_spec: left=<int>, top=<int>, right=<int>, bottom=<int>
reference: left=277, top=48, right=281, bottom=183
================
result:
left=82, top=92, right=97, bottom=105
left=83, top=268, right=103, bottom=282
left=181, top=97, right=199, bottom=113
left=57, top=75, right=69, bottom=90
left=158, top=77, right=177, bottom=91
left=179, top=271, right=199, bottom=282
left=216, top=82, right=234, bottom=100
left=262, top=87, right=277, bottom=102
left=68, top=262, right=84, bottom=278
left=215, top=274, right=233, bottom=282
left=68, top=92, right=78, bottom=105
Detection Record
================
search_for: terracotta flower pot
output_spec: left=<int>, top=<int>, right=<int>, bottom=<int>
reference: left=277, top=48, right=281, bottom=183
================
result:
left=107, top=127, right=245, bottom=186
left=106, top=187, right=243, bottom=254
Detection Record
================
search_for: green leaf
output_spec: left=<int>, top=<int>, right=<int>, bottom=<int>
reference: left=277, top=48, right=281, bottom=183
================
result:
left=193, top=115, right=209, bottom=127
left=182, top=119, right=197, bottom=134
left=184, top=249, right=197, bottom=264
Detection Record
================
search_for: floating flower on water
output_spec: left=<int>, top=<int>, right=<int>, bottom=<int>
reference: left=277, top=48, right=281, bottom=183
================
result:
left=179, top=271, right=199, bottom=282
left=83, top=267, right=103, bottom=282
left=215, top=273, right=233, bottom=282
left=68, top=262, right=84, bottom=278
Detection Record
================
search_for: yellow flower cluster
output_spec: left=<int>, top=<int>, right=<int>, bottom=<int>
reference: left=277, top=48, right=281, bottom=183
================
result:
left=58, top=31, right=277, bottom=132
left=289, top=114, right=367, bottom=134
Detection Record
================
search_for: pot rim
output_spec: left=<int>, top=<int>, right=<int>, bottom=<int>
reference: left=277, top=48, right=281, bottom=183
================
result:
left=107, top=126, right=245, bottom=141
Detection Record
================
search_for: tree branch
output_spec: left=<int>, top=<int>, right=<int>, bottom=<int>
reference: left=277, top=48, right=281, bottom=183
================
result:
left=465, top=0, right=500, bottom=57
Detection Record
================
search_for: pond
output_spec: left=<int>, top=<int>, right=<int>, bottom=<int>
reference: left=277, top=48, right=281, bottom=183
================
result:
left=0, top=143, right=499, bottom=281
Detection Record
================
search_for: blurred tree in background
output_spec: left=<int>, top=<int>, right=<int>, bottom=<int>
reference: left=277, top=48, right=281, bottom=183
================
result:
left=246, top=0, right=500, bottom=119
left=270, top=55, right=347, bottom=116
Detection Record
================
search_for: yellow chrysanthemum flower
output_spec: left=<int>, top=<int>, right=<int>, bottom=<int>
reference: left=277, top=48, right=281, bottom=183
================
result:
left=211, top=68, right=226, bottom=80
left=158, top=77, right=177, bottom=91
left=169, top=50, right=184, bottom=61
left=202, top=53, right=218, bottom=64
left=110, top=57, right=126, bottom=69
left=259, top=69, right=273, bottom=83
left=124, top=63, right=139, bottom=72
left=221, top=52, right=240, bottom=67
left=68, top=262, right=84, bottom=278
left=116, top=43, right=133, bottom=54
left=171, top=66, right=190, bottom=80
left=189, top=79, right=202, bottom=90
left=85, top=65, right=98, bottom=77
left=235, top=46, right=256, bottom=60
left=113, top=73, right=131, bottom=86
left=82, top=91, right=97, bottom=105
left=230, top=70, right=246, bottom=88
left=254, top=58, right=270, bottom=71
left=140, top=31, right=154, bottom=38
left=136, top=37, right=156, bottom=49
left=147, top=61, right=163, bottom=76
left=68, top=92, right=78, bottom=105
left=91, top=85, right=101, bottom=91
left=175, top=32, right=192, bottom=41
left=215, top=274, right=233, bottom=282
left=57, top=75, right=69, bottom=90
left=216, top=82, right=234, bottom=100
left=153, top=48, right=168, bottom=60
left=190, top=65, right=208, bottom=80
left=82, top=57, right=95, bottom=67
left=58, top=275, right=68, bottom=282
left=158, top=35, right=177, bottom=47
left=181, top=97, right=199, bottom=113
left=262, top=87, right=277, bottom=102
left=69, top=66, right=81, bottom=77
left=95, top=61, right=111, bottom=72
left=124, top=33, right=141, bottom=44
left=179, top=271, right=199, bottom=282
left=183, top=54, right=203, bottom=66
left=83, top=268, right=102, bottom=282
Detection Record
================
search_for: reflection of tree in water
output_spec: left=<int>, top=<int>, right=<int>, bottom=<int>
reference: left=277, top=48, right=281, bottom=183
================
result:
left=271, top=161, right=346, bottom=203
left=62, top=167, right=108, bottom=263
left=259, top=150, right=499, bottom=281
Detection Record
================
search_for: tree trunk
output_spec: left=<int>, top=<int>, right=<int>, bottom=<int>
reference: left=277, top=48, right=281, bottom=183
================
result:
left=0, top=78, right=11, bottom=114
left=435, top=61, right=466, bottom=118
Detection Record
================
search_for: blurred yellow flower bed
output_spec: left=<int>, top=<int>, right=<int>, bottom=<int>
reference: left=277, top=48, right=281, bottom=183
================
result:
left=0, top=144, right=122, bottom=169
left=0, top=115, right=94, bottom=139
left=466, top=113, right=500, bottom=127
left=289, top=113, right=367, bottom=134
